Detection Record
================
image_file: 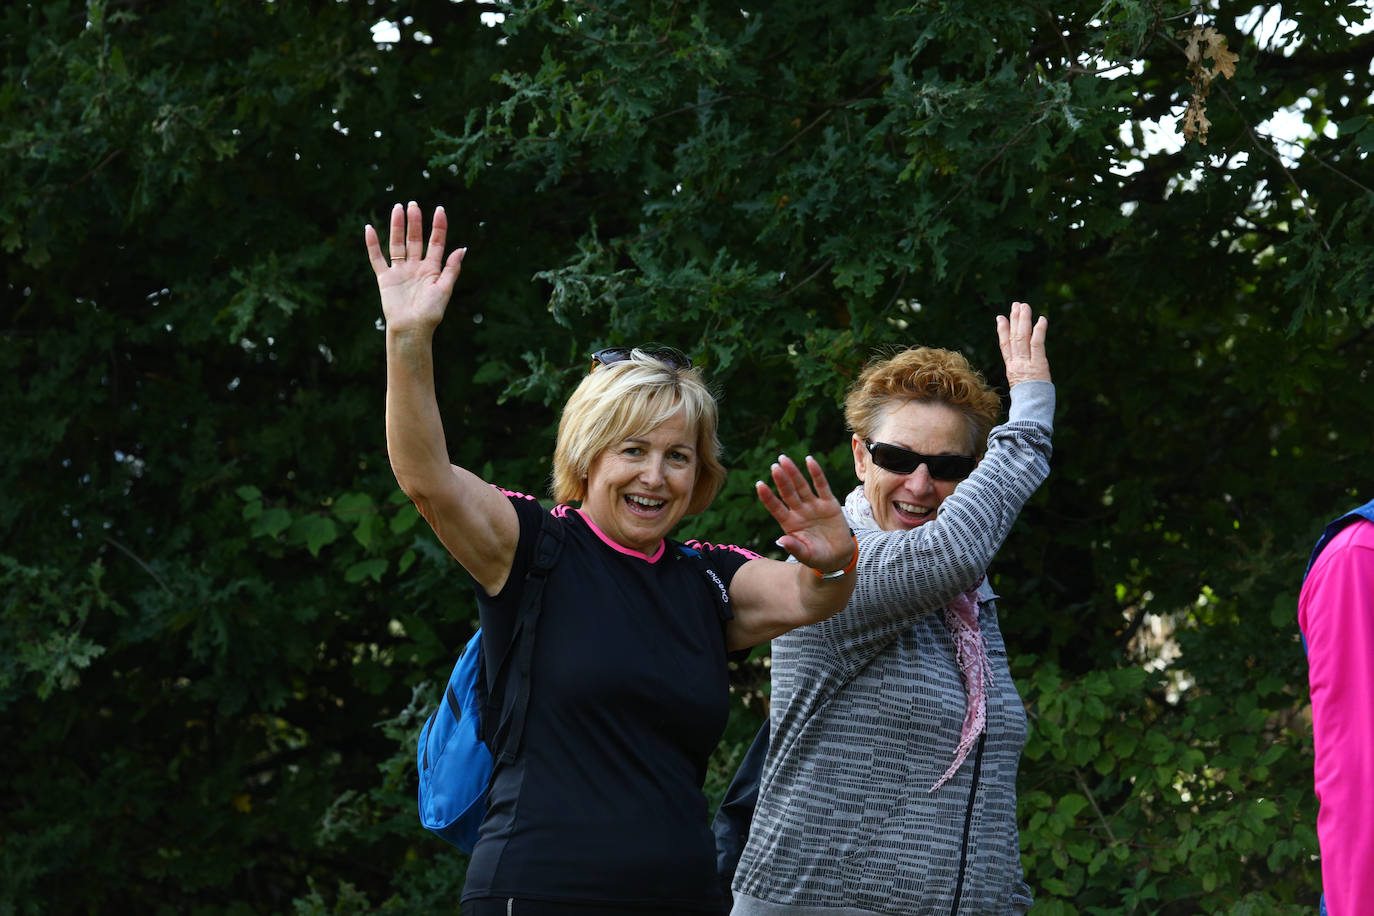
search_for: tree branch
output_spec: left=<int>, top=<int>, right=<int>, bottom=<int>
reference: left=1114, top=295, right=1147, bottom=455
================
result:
left=102, top=536, right=173, bottom=595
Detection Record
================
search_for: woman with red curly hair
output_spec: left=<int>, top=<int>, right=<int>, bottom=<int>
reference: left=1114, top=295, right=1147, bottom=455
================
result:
left=728, top=303, right=1055, bottom=915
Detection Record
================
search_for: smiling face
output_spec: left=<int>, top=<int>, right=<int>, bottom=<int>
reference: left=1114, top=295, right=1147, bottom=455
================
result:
left=851, top=399, right=976, bottom=532
left=581, top=408, right=698, bottom=555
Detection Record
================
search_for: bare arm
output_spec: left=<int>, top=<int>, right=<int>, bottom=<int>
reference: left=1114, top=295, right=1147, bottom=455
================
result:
left=365, top=202, right=518, bottom=595
left=725, top=456, right=858, bottom=650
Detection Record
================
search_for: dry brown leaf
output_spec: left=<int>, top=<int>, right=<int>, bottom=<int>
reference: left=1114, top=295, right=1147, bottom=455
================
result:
left=1206, top=32, right=1239, bottom=80
left=1181, top=99, right=1212, bottom=145
left=1176, top=24, right=1235, bottom=144
left=1179, top=26, right=1203, bottom=67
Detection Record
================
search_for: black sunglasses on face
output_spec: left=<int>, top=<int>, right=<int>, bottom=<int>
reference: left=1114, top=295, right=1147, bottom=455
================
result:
left=589, top=347, right=692, bottom=372
left=865, top=440, right=976, bottom=481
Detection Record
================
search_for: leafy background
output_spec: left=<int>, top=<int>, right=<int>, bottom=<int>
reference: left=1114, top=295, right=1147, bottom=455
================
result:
left=3, top=0, right=1371, bottom=912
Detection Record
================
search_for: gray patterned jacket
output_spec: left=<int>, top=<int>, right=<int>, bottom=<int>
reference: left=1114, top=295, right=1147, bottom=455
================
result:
left=731, top=380, right=1055, bottom=916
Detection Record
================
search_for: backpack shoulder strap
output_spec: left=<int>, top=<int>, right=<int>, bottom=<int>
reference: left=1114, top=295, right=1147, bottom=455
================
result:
left=1306, top=498, right=1374, bottom=577
left=495, top=509, right=564, bottom=766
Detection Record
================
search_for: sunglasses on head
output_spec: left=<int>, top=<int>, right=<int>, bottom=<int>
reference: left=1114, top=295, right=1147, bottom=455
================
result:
left=589, top=347, right=692, bottom=373
left=865, top=440, right=976, bottom=481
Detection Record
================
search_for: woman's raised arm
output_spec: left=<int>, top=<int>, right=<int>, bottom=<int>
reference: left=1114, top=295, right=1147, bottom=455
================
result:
left=365, top=202, right=518, bottom=595
left=825, top=303, right=1055, bottom=663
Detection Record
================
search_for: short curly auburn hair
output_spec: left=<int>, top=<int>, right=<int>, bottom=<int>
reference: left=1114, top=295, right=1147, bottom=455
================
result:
left=843, top=346, right=1002, bottom=457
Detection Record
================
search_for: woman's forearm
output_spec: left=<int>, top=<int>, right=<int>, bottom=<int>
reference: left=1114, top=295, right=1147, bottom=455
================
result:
left=385, top=326, right=453, bottom=499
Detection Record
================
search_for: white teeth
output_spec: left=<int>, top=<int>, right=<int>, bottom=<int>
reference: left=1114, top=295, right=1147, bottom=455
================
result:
left=627, top=495, right=665, bottom=508
left=895, top=502, right=931, bottom=516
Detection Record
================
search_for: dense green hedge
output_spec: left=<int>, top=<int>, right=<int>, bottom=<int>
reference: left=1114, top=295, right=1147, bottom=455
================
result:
left=3, top=0, right=1370, bottom=912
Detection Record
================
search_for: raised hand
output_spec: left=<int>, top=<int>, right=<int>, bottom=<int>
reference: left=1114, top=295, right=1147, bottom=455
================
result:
left=755, top=455, right=854, bottom=574
left=996, top=301, right=1051, bottom=387
left=364, top=202, right=465, bottom=334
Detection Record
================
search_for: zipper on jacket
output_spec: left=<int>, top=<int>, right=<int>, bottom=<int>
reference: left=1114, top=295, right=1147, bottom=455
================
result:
left=948, top=732, right=987, bottom=916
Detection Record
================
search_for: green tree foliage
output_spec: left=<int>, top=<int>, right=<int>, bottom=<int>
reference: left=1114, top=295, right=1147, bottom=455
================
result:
left=3, top=0, right=1371, bottom=912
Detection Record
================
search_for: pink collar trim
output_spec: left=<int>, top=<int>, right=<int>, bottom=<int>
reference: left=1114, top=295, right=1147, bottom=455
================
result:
left=573, top=508, right=667, bottom=562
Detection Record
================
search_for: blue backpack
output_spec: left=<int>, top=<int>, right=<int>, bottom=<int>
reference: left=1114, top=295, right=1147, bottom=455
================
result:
left=416, top=512, right=564, bottom=852
left=415, top=514, right=732, bottom=852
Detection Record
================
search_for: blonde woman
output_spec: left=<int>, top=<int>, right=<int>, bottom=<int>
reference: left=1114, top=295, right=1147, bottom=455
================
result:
left=365, top=202, right=858, bottom=915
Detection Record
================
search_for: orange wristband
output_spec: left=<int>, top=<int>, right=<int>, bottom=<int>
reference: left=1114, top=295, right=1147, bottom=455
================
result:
left=811, top=534, right=859, bottom=581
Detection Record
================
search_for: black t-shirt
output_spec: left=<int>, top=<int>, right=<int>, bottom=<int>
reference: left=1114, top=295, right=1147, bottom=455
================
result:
left=462, top=492, right=758, bottom=911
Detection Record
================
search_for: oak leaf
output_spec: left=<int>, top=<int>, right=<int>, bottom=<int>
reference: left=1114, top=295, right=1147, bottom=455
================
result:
left=1181, top=99, right=1212, bottom=144
left=1179, top=27, right=1203, bottom=68
left=1175, top=24, right=1237, bottom=145
left=1206, top=31, right=1239, bottom=80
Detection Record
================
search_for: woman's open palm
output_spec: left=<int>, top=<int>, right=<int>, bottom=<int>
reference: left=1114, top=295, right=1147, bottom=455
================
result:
left=996, top=300, right=1050, bottom=387
left=364, top=201, right=464, bottom=333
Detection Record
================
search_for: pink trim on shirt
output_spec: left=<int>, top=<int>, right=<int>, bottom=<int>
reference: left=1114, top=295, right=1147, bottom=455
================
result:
left=684, top=540, right=762, bottom=561
left=489, top=484, right=537, bottom=501
left=573, top=508, right=667, bottom=562
left=1300, top=518, right=1374, bottom=916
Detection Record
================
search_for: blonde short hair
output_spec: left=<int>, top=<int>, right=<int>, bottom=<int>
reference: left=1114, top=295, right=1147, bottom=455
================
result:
left=552, top=350, right=726, bottom=515
left=843, top=347, right=1002, bottom=457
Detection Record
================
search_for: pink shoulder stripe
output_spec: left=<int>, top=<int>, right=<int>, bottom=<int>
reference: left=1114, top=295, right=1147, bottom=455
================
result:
left=685, top=540, right=762, bottom=560
left=489, top=484, right=538, bottom=501
left=574, top=508, right=666, bottom=562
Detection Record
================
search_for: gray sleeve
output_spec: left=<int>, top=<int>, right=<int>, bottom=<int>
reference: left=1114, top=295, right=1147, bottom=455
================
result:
left=817, top=380, right=1055, bottom=676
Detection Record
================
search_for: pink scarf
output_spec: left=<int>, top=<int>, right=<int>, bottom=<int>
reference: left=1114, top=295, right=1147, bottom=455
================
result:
left=929, top=583, right=991, bottom=791
left=842, top=486, right=991, bottom=792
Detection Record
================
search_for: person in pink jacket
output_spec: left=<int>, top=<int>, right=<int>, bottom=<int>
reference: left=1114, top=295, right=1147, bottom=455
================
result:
left=1299, top=499, right=1374, bottom=916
